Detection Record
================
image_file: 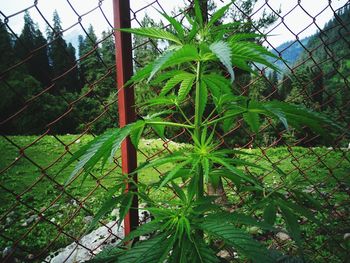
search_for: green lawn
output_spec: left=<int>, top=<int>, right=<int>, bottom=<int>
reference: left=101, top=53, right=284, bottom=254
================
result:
left=0, top=135, right=349, bottom=261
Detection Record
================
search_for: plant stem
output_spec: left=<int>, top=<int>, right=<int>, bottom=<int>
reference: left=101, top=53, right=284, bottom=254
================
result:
left=145, top=121, right=194, bottom=129
left=194, top=60, right=204, bottom=200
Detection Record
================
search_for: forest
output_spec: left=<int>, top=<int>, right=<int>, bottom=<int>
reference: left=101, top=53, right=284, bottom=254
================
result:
left=0, top=4, right=349, bottom=146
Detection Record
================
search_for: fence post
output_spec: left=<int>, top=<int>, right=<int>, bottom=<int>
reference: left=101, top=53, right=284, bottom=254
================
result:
left=113, top=0, right=139, bottom=236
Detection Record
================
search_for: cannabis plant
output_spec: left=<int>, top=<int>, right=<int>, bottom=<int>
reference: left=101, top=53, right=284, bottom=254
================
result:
left=62, top=1, right=339, bottom=262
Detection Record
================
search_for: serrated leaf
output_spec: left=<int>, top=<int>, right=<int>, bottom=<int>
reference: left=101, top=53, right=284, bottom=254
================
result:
left=264, top=203, right=277, bottom=225
left=279, top=205, right=302, bottom=247
left=87, top=183, right=124, bottom=232
left=194, top=0, right=203, bottom=26
left=205, top=211, right=276, bottom=231
left=119, top=27, right=182, bottom=45
left=118, top=191, right=134, bottom=228
left=209, top=156, right=258, bottom=185
left=208, top=2, right=233, bottom=27
left=130, top=121, right=145, bottom=149
left=123, top=219, right=163, bottom=242
left=160, top=72, right=193, bottom=96
left=200, top=220, right=274, bottom=263
left=192, top=239, right=220, bottom=263
left=243, top=111, right=260, bottom=133
left=148, top=50, right=175, bottom=82
left=160, top=159, right=192, bottom=188
left=63, top=128, right=129, bottom=186
left=178, top=74, right=195, bottom=101
left=209, top=41, right=235, bottom=82
left=171, top=182, right=187, bottom=203
left=157, top=10, right=184, bottom=39
left=118, top=234, right=173, bottom=263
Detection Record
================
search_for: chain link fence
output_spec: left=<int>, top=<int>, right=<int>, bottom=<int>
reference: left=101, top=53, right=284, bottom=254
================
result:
left=0, top=0, right=349, bottom=262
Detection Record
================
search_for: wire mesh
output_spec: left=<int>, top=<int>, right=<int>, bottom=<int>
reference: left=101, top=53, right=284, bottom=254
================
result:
left=0, top=0, right=349, bottom=262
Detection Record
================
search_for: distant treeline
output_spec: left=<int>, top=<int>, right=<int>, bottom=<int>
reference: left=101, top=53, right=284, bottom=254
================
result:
left=0, top=4, right=349, bottom=146
left=0, top=11, right=117, bottom=135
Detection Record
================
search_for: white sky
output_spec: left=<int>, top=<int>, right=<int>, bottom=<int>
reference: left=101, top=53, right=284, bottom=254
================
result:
left=0, top=0, right=348, bottom=48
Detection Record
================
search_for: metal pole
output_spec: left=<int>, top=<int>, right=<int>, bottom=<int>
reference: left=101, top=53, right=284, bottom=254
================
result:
left=113, top=0, right=139, bottom=236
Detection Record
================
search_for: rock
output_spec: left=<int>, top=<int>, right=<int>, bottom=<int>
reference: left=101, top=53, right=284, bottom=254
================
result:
left=217, top=250, right=231, bottom=260
left=69, top=199, right=78, bottom=206
left=83, top=216, right=94, bottom=224
left=2, top=246, right=13, bottom=258
left=5, top=217, right=12, bottom=225
left=45, top=221, right=124, bottom=263
left=276, top=232, right=290, bottom=241
left=111, top=208, right=119, bottom=218
left=344, top=233, right=350, bottom=240
left=75, top=139, right=81, bottom=144
left=27, top=254, right=35, bottom=260
left=7, top=211, right=15, bottom=218
left=22, top=214, right=39, bottom=227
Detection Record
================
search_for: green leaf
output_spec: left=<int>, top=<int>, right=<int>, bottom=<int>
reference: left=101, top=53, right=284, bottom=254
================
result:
left=194, top=0, right=203, bottom=26
left=118, top=27, right=182, bottom=45
left=118, top=191, right=134, bottom=228
left=160, top=72, right=193, bottom=96
left=148, top=51, right=175, bottom=82
left=200, top=220, right=274, bottom=263
left=160, top=159, right=192, bottom=187
left=279, top=205, right=302, bottom=247
left=123, top=219, right=163, bottom=242
left=157, top=11, right=185, bottom=39
left=209, top=156, right=258, bottom=185
left=192, top=239, right=220, bottom=263
left=118, top=234, right=173, bottom=263
left=205, top=211, right=275, bottom=231
left=87, top=183, right=124, bottom=232
left=201, top=157, right=210, bottom=183
left=178, top=74, right=195, bottom=101
left=171, top=182, right=187, bottom=203
left=63, top=128, right=131, bottom=186
left=264, top=203, right=277, bottom=225
left=209, top=41, right=235, bottom=82
left=198, top=80, right=208, bottom=120
left=87, top=246, right=125, bottom=262
left=130, top=121, right=145, bottom=149
left=207, top=2, right=233, bottom=27
left=243, top=111, right=260, bottom=133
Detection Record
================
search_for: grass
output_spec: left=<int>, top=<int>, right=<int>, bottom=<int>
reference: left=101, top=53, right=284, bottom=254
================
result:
left=0, top=135, right=349, bottom=261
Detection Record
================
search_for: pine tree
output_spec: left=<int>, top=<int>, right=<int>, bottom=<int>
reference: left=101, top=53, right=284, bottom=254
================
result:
left=47, top=10, right=79, bottom=94
left=14, top=11, right=51, bottom=86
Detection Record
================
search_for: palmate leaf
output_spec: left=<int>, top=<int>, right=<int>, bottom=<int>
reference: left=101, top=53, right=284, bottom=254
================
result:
left=264, top=202, right=277, bottom=225
left=207, top=2, right=233, bottom=27
left=157, top=10, right=185, bottom=39
left=200, top=220, right=275, bottom=263
left=205, top=211, right=276, bottom=231
left=148, top=50, right=175, bottom=82
left=118, top=191, right=135, bottom=228
left=208, top=156, right=259, bottom=185
left=279, top=205, right=302, bottom=248
left=243, top=111, right=260, bottom=133
left=209, top=41, right=235, bottom=82
left=118, top=27, right=182, bottom=45
left=118, top=234, right=174, bottom=263
left=123, top=219, right=163, bottom=242
left=62, top=127, right=131, bottom=186
left=178, top=74, right=195, bottom=101
left=192, top=239, right=220, bottom=263
left=87, top=183, right=125, bottom=232
left=160, top=72, right=194, bottom=96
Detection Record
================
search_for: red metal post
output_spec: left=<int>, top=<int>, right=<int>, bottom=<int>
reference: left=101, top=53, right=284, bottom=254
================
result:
left=113, top=0, right=139, bottom=235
